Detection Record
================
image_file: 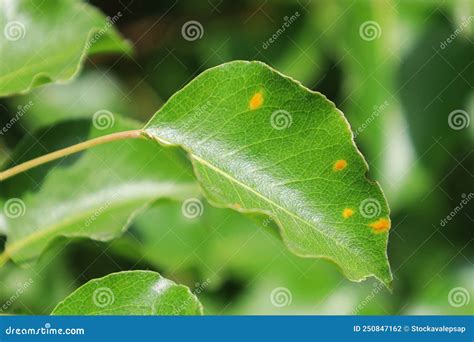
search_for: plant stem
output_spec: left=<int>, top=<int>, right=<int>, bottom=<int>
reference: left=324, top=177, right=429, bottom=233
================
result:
left=0, top=129, right=146, bottom=182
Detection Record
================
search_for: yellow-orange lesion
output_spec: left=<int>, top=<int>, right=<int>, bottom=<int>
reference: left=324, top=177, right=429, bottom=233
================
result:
left=249, top=92, right=263, bottom=110
left=333, top=159, right=347, bottom=171
left=342, top=208, right=354, bottom=218
left=232, top=203, right=242, bottom=210
left=369, top=218, right=391, bottom=233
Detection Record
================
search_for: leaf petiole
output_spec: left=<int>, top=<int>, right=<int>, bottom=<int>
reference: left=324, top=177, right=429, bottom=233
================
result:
left=0, top=129, right=145, bottom=182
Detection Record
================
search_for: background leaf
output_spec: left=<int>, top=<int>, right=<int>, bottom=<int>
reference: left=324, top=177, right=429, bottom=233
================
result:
left=0, top=0, right=131, bottom=97
left=0, top=117, right=198, bottom=266
left=8, top=71, right=131, bottom=131
left=52, top=270, right=203, bottom=315
left=145, top=60, right=392, bottom=285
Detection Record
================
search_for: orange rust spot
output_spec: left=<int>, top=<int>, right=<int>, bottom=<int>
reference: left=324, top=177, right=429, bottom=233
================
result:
left=342, top=208, right=354, bottom=219
left=232, top=203, right=242, bottom=210
left=333, top=159, right=347, bottom=171
left=249, top=92, right=263, bottom=110
left=369, top=218, right=391, bottom=233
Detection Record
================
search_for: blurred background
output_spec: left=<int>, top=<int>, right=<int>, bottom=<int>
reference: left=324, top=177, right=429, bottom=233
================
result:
left=0, top=0, right=472, bottom=315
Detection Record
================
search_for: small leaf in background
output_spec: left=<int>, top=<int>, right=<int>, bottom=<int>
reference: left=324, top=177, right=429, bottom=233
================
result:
left=52, top=271, right=203, bottom=315
left=145, top=61, right=392, bottom=286
left=0, top=0, right=131, bottom=97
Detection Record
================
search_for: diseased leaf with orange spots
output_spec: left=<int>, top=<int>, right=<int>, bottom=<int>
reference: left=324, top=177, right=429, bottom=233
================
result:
left=144, top=61, right=392, bottom=286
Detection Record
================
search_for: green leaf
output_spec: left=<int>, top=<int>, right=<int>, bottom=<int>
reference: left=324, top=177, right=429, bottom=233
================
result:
left=9, top=71, right=131, bottom=130
left=0, top=0, right=132, bottom=97
left=145, top=61, right=392, bottom=286
left=52, top=271, right=203, bottom=315
left=0, top=117, right=198, bottom=266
